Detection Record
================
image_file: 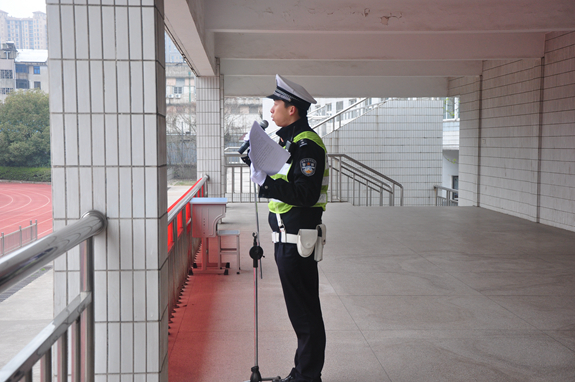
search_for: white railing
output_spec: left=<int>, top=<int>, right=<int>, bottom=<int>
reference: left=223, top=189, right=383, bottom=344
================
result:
left=434, top=185, right=458, bottom=206
left=311, top=98, right=388, bottom=137
left=0, top=211, right=107, bottom=382
left=1, top=221, right=38, bottom=257
left=223, top=149, right=258, bottom=203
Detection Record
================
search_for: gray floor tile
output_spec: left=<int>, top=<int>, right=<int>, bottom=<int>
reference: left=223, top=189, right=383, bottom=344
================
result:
left=366, top=330, right=575, bottom=382
left=489, top=296, right=575, bottom=330
left=449, top=271, right=575, bottom=295
left=340, top=295, right=536, bottom=331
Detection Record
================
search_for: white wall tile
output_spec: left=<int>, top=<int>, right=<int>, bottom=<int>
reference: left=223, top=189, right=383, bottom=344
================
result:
left=88, top=6, right=103, bottom=59
left=146, top=322, right=160, bottom=373
left=94, top=323, right=107, bottom=373
left=107, top=219, right=120, bottom=271
left=129, top=7, right=142, bottom=60
left=146, top=270, right=158, bottom=320
left=145, top=219, right=158, bottom=269
left=117, top=61, right=131, bottom=113
left=133, top=168, right=146, bottom=218
left=94, top=271, right=107, bottom=321
left=115, top=7, right=129, bottom=60
left=106, top=168, right=119, bottom=219
left=141, top=7, right=156, bottom=60
left=48, top=60, right=63, bottom=113
left=66, top=167, right=80, bottom=218
left=108, top=271, right=120, bottom=321
left=92, top=114, right=105, bottom=166
left=131, top=62, right=144, bottom=113
left=61, top=5, right=75, bottom=59
left=63, top=60, right=77, bottom=113
left=121, top=271, right=133, bottom=320
left=79, top=167, right=93, bottom=213
left=102, top=6, right=115, bottom=59
left=144, top=115, right=157, bottom=166
left=78, top=114, right=92, bottom=165
left=46, top=5, right=62, bottom=59
left=67, top=270, right=80, bottom=303
left=51, top=114, right=65, bottom=166
left=105, top=115, right=118, bottom=166
left=120, top=218, right=133, bottom=269
left=143, top=62, right=157, bottom=113
left=133, top=270, right=146, bottom=319
left=118, top=114, right=131, bottom=165
left=74, top=5, right=89, bottom=59
left=103, top=61, right=118, bottom=113
left=120, top=167, right=133, bottom=218
left=145, top=167, right=158, bottom=218
left=131, top=115, right=144, bottom=165
left=108, top=322, right=120, bottom=373
left=134, top=322, right=147, bottom=372
left=90, top=61, right=104, bottom=113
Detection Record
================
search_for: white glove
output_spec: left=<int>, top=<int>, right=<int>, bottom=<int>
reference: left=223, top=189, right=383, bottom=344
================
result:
left=250, top=163, right=266, bottom=186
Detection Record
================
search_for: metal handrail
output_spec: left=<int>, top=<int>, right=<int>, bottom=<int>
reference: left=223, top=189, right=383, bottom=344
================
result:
left=433, top=185, right=458, bottom=206
left=168, top=174, right=209, bottom=222
left=311, top=98, right=388, bottom=136
left=0, top=210, right=107, bottom=382
left=328, top=154, right=404, bottom=206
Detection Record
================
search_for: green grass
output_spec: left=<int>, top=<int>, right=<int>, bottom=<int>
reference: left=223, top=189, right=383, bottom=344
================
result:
left=0, top=166, right=51, bottom=182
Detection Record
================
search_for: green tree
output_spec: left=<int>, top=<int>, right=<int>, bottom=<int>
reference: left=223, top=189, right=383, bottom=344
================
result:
left=0, top=90, right=50, bottom=167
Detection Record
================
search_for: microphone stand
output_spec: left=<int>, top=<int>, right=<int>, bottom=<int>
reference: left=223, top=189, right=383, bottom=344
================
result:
left=245, top=175, right=280, bottom=382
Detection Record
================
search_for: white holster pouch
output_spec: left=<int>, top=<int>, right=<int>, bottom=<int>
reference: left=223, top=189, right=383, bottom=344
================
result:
left=296, top=224, right=327, bottom=262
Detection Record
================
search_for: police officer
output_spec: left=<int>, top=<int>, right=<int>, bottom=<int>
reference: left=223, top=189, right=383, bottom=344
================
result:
left=251, top=75, right=328, bottom=382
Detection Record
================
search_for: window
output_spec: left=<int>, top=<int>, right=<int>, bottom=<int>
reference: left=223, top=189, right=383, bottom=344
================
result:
left=1, top=70, right=13, bottom=79
left=34, top=81, right=41, bottom=89
left=33, top=66, right=40, bottom=74
left=16, top=79, right=29, bottom=89
left=443, top=97, right=459, bottom=120
left=336, top=101, right=344, bottom=112
left=173, top=86, right=183, bottom=94
left=1, top=88, right=13, bottom=95
left=452, top=176, right=459, bottom=200
left=15, top=64, right=28, bottom=73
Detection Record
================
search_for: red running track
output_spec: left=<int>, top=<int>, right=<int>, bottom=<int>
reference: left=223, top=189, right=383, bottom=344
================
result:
left=0, top=183, right=53, bottom=238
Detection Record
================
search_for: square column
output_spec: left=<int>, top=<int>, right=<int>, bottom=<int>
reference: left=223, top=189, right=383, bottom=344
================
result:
left=47, top=0, right=169, bottom=380
left=196, top=64, right=224, bottom=196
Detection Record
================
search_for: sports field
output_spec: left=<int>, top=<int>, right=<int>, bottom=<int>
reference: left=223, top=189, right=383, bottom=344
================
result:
left=0, top=183, right=52, bottom=238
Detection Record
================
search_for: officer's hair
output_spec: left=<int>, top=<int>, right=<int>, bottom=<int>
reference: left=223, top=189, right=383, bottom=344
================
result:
left=282, top=100, right=309, bottom=118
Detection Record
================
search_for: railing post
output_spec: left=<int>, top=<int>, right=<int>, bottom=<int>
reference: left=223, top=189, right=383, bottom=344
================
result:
left=1, top=232, right=4, bottom=255
left=58, top=333, right=68, bottom=382
left=79, top=236, right=94, bottom=382
left=41, top=348, right=52, bottom=382
left=19, top=226, right=22, bottom=247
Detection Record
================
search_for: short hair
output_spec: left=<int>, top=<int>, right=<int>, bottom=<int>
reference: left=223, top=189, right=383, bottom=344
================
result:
left=283, top=100, right=309, bottom=118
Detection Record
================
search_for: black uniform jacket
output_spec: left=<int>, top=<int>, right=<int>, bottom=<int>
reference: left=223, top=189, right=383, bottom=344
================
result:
left=259, top=117, right=326, bottom=235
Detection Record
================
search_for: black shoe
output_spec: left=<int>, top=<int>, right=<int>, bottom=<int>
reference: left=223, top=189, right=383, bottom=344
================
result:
left=274, top=376, right=295, bottom=382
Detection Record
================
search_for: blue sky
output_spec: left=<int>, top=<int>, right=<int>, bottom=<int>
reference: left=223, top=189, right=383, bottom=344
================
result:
left=0, top=0, right=46, bottom=18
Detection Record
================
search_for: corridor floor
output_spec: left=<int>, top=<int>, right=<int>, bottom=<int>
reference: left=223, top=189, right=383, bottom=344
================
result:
left=168, top=203, right=575, bottom=382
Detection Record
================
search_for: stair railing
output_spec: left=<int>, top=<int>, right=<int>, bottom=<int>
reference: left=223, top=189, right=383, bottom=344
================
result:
left=328, top=154, right=403, bottom=207
left=311, top=98, right=388, bottom=137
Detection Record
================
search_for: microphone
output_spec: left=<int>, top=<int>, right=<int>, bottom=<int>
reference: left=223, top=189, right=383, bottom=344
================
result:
left=238, top=120, right=269, bottom=154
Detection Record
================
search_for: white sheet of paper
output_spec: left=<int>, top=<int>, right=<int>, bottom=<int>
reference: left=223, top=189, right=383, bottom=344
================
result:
left=248, top=121, right=290, bottom=175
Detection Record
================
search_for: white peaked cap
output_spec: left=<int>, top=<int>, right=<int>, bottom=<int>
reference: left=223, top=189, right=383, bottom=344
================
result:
left=268, top=74, right=317, bottom=105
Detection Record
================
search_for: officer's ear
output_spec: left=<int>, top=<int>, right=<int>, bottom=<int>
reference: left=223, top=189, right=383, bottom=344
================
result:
left=288, top=105, right=297, bottom=116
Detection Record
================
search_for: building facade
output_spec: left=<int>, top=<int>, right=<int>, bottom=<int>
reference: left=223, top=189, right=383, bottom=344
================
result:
left=0, top=11, right=47, bottom=50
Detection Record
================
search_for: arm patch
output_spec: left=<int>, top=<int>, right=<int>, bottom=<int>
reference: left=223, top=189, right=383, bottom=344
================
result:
left=300, top=158, right=317, bottom=176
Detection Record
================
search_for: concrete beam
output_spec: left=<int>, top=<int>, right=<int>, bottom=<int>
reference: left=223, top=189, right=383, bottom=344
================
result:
left=164, top=0, right=216, bottom=76
left=224, top=75, right=450, bottom=98
left=215, top=32, right=546, bottom=61
left=221, top=59, right=483, bottom=77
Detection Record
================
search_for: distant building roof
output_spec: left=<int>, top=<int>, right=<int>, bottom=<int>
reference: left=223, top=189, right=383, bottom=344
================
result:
left=15, top=49, right=48, bottom=63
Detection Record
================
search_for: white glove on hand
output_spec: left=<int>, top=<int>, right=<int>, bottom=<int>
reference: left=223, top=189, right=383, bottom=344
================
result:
left=250, top=163, right=266, bottom=186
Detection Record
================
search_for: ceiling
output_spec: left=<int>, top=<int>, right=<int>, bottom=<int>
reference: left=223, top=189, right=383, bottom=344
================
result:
left=164, top=0, right=575, bottom=97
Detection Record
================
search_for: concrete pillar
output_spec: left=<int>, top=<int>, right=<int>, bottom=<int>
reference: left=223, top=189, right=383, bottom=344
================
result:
left=196, top=61, right=224, bottom=196
left=47, top=0, right=169, bottom=380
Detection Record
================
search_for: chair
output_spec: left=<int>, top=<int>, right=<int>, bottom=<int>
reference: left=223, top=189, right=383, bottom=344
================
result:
left=216, top=229, right=240, bottom=275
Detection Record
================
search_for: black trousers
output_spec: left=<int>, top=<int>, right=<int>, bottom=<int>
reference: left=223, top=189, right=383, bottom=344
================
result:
left=274, top=242, right=326, bottom=382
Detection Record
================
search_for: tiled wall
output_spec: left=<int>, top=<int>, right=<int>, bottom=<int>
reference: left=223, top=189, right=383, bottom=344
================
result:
left=449, top=31, right=575, bottom=231
left=448, top=76, right=481, bottom=206
left=322, top=99, right=443, bottom=206
left=196, top=72, right=224, bottom=196
left=540, top=32, right=575, bottom=231
left=47, top=0, right=169, bottom=380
